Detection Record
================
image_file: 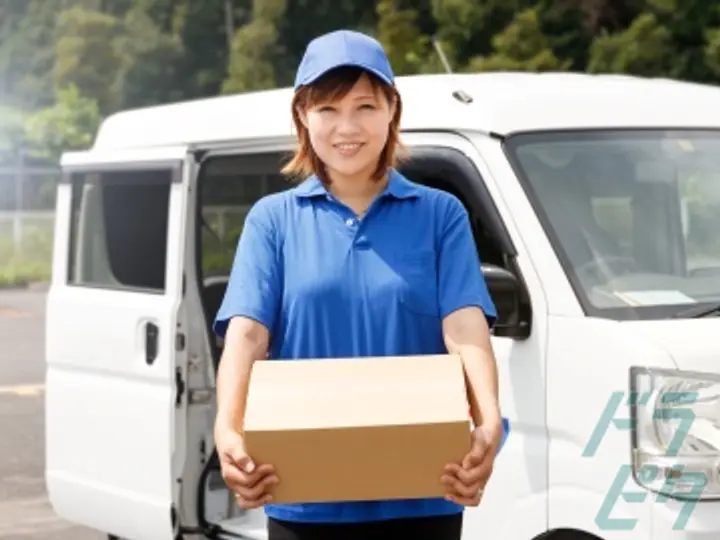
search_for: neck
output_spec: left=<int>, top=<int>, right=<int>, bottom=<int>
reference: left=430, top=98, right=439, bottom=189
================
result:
left=326, top=168, right=389, bottom=201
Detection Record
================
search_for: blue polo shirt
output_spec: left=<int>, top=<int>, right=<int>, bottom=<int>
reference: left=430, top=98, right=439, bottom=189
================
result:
left=214, top=168, right=498, bottom=524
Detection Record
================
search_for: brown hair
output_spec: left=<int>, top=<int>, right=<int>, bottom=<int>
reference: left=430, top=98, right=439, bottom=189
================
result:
left=281, top=66, right=407, bottom=184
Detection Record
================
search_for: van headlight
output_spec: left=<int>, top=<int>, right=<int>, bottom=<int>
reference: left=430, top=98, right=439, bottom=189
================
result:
left=630, top=366, right=720, bottom=500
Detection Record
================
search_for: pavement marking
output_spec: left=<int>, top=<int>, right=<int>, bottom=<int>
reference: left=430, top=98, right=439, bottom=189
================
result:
left=0, top=384, right=45, bottom=397
left=0, top=496, right=77, bottom=536
left=0, top=307, right=32, bottom=318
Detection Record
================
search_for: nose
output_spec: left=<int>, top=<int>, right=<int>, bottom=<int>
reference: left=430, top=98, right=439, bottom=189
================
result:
left=335, top=109, right=362, bottom=137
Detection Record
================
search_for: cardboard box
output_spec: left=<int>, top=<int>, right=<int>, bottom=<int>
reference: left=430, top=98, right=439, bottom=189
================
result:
left=242, top=354, right=472, bottom=504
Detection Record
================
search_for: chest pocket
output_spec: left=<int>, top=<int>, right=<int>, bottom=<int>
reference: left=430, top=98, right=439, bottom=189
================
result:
left=391, top=250, right=439, bottom=318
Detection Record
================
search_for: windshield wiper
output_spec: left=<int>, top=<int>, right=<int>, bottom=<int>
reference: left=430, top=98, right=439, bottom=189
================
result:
left=672, top=303, right=720, bottom=319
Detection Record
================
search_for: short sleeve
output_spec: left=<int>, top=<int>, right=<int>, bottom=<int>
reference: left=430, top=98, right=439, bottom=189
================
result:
left=212, top=201, right=282, bottom=339
left=437, top=196, right=497, bottom=328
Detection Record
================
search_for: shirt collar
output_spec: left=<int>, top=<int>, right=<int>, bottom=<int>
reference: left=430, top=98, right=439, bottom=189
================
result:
left=293, top=169, right=420, bottom=200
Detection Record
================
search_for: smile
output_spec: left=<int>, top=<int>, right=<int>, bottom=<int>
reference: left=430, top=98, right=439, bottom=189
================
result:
left=333, top=142, right=365, bottom=156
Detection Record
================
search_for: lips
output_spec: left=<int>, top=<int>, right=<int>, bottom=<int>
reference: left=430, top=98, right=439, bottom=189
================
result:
left=333, top=142, right=365, bottom=157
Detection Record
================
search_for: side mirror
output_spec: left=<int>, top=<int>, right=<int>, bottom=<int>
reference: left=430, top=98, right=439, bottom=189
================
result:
left=482, top=264, right=530, bottom=339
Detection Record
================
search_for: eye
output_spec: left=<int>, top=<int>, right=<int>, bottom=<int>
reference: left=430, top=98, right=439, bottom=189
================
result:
left=317, top=105, right=335, bottom=113
left=359, top=103, right=376, bottom=110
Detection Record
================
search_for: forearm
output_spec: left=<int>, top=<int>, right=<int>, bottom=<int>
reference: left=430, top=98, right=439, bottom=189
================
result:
left=456, top=343, right=502, bottom=432
left=214, top=318, right=269, bottom=436
left=443, top=308, right=502, bottom=434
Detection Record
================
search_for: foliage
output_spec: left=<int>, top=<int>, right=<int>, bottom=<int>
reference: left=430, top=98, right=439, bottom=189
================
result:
left=24, top=85, right=102, bottom=162
left=0, top=226, right=54, bottom=287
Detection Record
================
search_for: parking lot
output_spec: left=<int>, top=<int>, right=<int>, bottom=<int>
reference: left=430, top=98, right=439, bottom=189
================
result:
left=0, top=288, right=102, bottom=539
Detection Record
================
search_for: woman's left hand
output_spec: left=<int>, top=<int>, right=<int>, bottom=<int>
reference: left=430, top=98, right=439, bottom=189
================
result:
left=440, top=423, right=502, bottom=506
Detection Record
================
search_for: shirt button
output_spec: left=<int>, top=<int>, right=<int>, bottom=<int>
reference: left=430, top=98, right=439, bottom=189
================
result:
left=345, top=218, right=355, bottom=227
left=355, top=236, right=370, bottom=249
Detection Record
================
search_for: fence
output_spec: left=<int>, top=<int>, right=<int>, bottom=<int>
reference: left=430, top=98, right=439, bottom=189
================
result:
left=0, top=210, right=55, bottom=256
left=0, top=153, right=59, bottom=285
left=0, top=210, right=55, bottom=285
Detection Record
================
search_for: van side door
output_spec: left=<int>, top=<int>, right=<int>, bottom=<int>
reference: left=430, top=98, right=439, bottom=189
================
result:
left=45, top=146, right=189, bottom=540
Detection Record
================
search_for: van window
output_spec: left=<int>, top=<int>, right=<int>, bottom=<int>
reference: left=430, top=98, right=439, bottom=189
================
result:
left=199, top=152, right=293, bottom=279
left=68, top=169, right=172, bottom=292
left=505, top=130, right=720, bottom=319
left=591, top=196, right=633, bottom=258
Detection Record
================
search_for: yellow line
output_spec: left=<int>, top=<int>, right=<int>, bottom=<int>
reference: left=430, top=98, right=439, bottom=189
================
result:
left=0, top=384, right=45, bottom=396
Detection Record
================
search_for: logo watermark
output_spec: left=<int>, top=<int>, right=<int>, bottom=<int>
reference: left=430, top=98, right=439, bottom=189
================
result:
left=582, top=390, right=708, bottom=531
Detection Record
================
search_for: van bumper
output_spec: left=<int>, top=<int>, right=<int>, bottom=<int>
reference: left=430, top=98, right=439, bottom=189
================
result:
left=651, top=499, right=720, bottom=539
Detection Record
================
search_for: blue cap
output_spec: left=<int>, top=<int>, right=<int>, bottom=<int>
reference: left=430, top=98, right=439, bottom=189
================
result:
left=294, top=30, right=395, bottom=90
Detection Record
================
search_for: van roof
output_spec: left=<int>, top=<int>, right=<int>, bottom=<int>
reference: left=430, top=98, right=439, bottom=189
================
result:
left=92, top=72, right=720, bottom=151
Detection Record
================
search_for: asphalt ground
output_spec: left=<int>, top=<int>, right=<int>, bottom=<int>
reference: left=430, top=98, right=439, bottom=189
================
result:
left=0, top=288, right=103, bottom=540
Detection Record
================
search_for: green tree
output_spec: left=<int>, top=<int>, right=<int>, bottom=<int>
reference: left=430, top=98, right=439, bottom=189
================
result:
left=222, top=0, right=286, bottom=93
left=115, top=7, right=185, bottom=108
left=23, top=85, right=102, bottom=162
left=467, top=8, right=572, bottom=72
left=376, top=0, right=431, bottom=76
left=0, top=107, right=27, bottom=162
left=53, top=6, right=123, bottom=113
left=0, top=0, right=57, bottom=110
left=587, top=12, right=675, bottom=76
left=170, top=0, right=249, bottom=99
left=431, top=0, right=531, bottom=70
left=644, top=0, right=720, bottom=82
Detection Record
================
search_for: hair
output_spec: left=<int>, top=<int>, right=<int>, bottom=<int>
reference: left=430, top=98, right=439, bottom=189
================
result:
left=281, top=65, right=407, bottom=184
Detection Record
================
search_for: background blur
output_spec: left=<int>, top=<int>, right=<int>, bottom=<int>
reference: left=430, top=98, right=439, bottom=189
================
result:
left=3, top=0, right=720, bottom=286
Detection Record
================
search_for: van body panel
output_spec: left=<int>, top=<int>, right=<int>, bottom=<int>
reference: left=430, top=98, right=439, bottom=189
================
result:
left=652, top=498, right=720, bottom=538
left=546, top=316, right=677, bottom=537
left=45, top=147, right=189, bottom=540
left=619, top=319, right=720, bottom=372
left=549, top=487, right=654, bottom=539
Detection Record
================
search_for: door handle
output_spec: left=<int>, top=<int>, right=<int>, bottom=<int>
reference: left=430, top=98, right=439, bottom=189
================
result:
left=145, top=322, right=159, bottom=365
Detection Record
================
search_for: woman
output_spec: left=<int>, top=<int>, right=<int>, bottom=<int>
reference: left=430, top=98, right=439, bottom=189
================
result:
left=213, top=29, right=506, bottom=540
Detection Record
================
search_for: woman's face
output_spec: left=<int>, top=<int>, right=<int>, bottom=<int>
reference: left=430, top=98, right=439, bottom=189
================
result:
left=302, top=73, right=395, bottom=182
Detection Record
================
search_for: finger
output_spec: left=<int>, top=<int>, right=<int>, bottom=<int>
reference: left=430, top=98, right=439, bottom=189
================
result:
left=243, top=463, right=276, bottom=486
left=445, top=490, right=483, bottom=507
left=445, top=461, right=492, bottom=486
left=440, top=474, right=482, bottom=499
left=229, top=451, right=256, bottom=474
left=235, top=492, right=273, bottom=509
left=220, top=462, right=247, bottom=491
left=235, top=474, right=279, bottom=502
left=221, top=463, right=275, bottom=491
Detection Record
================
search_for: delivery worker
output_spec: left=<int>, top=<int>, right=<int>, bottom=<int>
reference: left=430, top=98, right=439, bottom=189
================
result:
left=212, top=29, right=506, bottom=540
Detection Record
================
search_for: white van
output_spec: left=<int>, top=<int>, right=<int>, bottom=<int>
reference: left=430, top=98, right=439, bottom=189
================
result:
left=45, top=72, right=720, bottom=540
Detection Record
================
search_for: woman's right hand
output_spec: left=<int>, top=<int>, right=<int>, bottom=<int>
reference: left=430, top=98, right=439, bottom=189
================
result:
left=215, top=428, right=279, bottom=509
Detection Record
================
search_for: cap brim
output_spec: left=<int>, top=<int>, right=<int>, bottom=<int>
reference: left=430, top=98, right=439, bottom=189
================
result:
left=295, top=61, right=394, bottom=89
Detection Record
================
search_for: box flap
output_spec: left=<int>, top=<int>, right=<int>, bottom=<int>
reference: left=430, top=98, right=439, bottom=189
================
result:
left=243, top=354, right=469, bottom=432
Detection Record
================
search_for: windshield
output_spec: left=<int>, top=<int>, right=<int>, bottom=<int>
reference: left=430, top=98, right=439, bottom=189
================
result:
left=504, top=130, right=720, bottom=320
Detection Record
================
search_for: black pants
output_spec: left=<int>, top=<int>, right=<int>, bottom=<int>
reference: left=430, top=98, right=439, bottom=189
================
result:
left=267, top=513, right=463, bottom=540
